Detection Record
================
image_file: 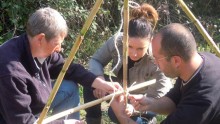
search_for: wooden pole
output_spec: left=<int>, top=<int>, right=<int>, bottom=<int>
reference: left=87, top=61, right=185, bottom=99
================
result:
left=42, top=79, right=156, bottom=123
left=123, top=0, right=129, bottom=107
left=37, top=0, right=104, bottom=123
left=175, top=0, right=220, bottom=57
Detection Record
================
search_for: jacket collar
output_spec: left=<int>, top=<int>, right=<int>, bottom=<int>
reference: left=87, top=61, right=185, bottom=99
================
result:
left=20, top=33, right=41, bottom=76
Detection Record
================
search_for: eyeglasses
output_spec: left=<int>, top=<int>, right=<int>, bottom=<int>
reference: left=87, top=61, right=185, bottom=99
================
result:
left=152, top=56, right=168, bottom=62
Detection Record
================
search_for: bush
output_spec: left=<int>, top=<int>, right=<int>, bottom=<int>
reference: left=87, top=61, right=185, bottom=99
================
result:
left=1, top=0, right=220, bottom=64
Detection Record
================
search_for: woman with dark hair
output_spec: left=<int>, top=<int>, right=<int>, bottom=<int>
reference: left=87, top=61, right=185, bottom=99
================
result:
left=83, top=3, right=172, bottom=124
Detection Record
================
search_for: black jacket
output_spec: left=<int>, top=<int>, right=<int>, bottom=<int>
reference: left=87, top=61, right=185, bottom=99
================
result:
left=0, top=34, right=97, bottom=124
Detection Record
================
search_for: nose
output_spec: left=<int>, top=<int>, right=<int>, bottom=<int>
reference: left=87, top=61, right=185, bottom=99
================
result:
left=134, top=52, right=137, bottom=57
left=130, top=49, right=137, bottom=57
left=54, top=45, right=62, bottom=52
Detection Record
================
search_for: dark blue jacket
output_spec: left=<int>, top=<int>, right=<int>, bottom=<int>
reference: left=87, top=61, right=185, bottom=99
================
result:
left=0, top=34, right=97, bottom=124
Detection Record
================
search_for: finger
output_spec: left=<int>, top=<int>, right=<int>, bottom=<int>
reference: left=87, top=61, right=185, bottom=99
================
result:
left=100, top=91, right=106, bottom=97
left=93, top=90, right=99, bottom=98
left=119, top=94, right=125, bottom=102
left=97, top=92, right=101, bottom=98
left=125, top=110, right=132, bottom=117
left=130, top=98, right=134, bottom=103
left=128, top=94, right=137, bottom=101
left=129, top=94, right=144, bottom=100
left=99, top=92, right=103, bottom=98
left=128, top=94, right=134, bottom=99
left=130, top=98, right=137, bottom=104
left=133, top=104, right=140, bottom=110
left=125, top=108, right=133, bottom=115
left=131, top=101, right=139, bottom=109
left=97, top=90, right=105, bottom=98
left=113, top=82, right=122, bottom=89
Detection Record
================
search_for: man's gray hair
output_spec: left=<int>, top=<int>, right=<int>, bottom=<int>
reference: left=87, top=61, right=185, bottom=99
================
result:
left=26, top=7, right=68, bottom=40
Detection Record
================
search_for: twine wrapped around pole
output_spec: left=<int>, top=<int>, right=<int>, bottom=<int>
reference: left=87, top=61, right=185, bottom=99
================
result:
left=175, top=0, right=220, bottom=57
left=42, top=79, right=156, bottom=123
left=37, top=0, right=104, bottom=123
left=123, top=0, right=129, bottom=107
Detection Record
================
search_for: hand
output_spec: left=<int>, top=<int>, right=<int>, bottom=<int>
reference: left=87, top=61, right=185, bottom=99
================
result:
left=110, top=95, right=136, bottom=124
left=107, top=81, right=123, bottom=93
left=111, top=96, right=134, bottom=117
left=93, top=88, right=107, bottom=98
left=128, top=94, right=148, bottom=112
left=102, top=81, right=122, bottom=94
left=64, top=119, right=85, bottom=124
left=92, top=77, right=122, bottom=94
left=125, top=104, right=134, bottom=117
left=111, top=94, right=128, bottom=117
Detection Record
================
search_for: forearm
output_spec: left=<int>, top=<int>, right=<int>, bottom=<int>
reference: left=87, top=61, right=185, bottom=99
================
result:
left=147, top=96, right=176, bottom=115
left=91, top=77, right=105, bottom=89
left=91, top=77, right=113, bottom=92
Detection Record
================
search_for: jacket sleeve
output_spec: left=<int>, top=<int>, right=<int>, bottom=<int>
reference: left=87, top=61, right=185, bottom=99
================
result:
left=89, top=35, right=121, bottom=76
left=48, top=52, right=97, bottom=88
left=146, top=62, right=173, bottom=98
left=0, top=76, right=64, bottom=124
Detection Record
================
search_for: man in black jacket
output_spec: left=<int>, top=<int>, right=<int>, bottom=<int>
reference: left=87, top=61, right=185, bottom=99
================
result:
left=111, top=23, right=220, bottom=124
left=0, top=7, right=119, bottom=124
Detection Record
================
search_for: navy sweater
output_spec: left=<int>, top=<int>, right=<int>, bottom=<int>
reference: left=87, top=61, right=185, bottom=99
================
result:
left=0, top=34, right=97, bottom=124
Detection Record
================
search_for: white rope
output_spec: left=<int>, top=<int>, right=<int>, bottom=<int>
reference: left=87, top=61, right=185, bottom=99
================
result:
left=108, top=0, right=140, bottom=105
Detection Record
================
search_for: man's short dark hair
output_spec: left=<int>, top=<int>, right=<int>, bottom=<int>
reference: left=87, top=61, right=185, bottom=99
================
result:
left=159, top=23, right=197, bottom=62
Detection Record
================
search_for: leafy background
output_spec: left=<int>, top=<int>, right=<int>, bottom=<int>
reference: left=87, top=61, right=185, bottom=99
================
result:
left=1, top=0, right=220, bottom=63
left=1, top=0, right=220, bottom=123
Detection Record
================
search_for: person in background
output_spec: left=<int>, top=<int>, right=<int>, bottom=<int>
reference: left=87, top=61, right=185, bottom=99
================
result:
left=83, top=3, right=172, bottom=124
left=0, top=7, right=120, bottom=124
left=112, top=23, right=220, bottom=124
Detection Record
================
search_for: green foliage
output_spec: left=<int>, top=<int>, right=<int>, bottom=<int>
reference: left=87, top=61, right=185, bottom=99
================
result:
left=0, top=0, right=220, bottom=123
left=156, top=115, right=167, bottom=123
left=0, top=0, right=45, bottom=44
left=0, top=0, right=220, bottom=64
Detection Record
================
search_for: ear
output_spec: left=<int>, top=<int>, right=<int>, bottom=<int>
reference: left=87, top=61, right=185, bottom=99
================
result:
left=171, top=56, right=182, bottom=68
left=34, top=33, right=45, bottom=46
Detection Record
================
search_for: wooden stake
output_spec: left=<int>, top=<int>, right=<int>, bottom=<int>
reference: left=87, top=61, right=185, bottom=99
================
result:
left=37, top=0, right=104, bottom=123
left=42, top=79, right=156, bottom=123
left=123, top=0, right=129, bottom=107
left=175, top=0, right=220, bottom=57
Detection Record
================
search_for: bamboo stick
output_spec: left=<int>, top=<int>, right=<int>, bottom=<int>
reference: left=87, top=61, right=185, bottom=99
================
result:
left=37, top=0, right=104, bottom=123
left=123, top=0, right=129, bottom=107
left=175, top=0, right=220, bottom=57
left=42, top=79, right=156, bottom=123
